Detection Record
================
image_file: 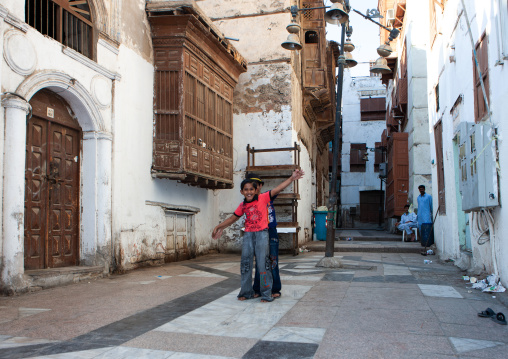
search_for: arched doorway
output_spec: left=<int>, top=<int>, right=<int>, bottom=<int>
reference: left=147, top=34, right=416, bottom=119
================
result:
left=25, top=89, right=82, bottom=269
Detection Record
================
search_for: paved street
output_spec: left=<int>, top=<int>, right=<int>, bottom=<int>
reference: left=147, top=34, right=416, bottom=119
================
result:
left=1, top=249, right=508, bottom=359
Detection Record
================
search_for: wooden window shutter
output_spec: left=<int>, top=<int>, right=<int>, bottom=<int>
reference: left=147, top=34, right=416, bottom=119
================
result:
left=473, top=33, right=489, bottom=122
left=360, top=98, right=386, bottom=121
left=434, top=120, right=446, bottom=214
left=350, top=143, right=367, bottom=172
left=374, top=142, right=383, bottom=172
left=401, top=39, right=408, bottom=79
left=430, top=0, right=437, bottom=47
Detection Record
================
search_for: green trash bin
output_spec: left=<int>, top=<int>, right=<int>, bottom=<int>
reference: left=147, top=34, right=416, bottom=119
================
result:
left=313, top=211, right=328, bottom=241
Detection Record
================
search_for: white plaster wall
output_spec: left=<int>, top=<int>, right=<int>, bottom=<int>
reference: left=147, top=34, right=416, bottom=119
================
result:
left=0, top=17, right=6, bottom=271
left=426, top=0, right=508, bottom=285
left=403, top=0, right=432, bottom=205
left=0, top=4, right=118, bottom=289
left=112, top=44, right=220, bottom=267
left=341, top=73, right=386, bottom=210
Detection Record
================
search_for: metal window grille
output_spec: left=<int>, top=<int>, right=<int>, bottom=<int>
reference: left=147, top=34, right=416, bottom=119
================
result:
left=25, top=0, right=94, bottom=59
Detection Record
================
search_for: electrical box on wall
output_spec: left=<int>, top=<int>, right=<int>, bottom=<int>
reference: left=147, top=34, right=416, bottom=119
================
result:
left=456, top=122, right=499, bottom=212
left=379, top=162, right=387, bottom=178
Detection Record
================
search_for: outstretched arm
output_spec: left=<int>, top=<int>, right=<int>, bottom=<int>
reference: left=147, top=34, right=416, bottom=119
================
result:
left=212, top=214, right=240, bottom=239
left=270, top=169, right=305, bottom=197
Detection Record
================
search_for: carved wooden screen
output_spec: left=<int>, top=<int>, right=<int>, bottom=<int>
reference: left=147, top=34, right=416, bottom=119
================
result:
left=149, top=14, right=243, bottom=189
left=302, top=1, right=326, bottom=88
left=182, top=50, right=234, bottom=182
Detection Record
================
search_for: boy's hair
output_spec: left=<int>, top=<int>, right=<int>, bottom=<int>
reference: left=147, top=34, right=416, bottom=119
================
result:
left=240, top=178, right=259, bottom=190
left=245, top=172, right=264, bottom=185
left=418, top=185, right=425, bottom=189
left=404, top=204, right=410, bottom=209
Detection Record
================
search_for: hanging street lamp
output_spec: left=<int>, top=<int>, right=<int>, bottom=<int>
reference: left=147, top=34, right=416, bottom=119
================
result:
left=281, top=1, right=399, bottom=267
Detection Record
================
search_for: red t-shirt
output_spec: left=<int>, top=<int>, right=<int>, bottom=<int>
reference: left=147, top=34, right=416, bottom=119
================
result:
left=234, top=191, right=271, bottom=232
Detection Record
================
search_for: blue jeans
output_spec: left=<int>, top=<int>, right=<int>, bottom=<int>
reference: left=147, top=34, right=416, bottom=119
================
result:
left=238, top=229, right=273, bottom=302
left=253, top=227, right=281, bottom=295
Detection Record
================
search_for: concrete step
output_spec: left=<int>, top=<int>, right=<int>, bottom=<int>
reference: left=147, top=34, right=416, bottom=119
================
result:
left=25, top=266, right=106, bottom=290
left=334, top=229, right=402, bottom=242
left=304, top=240, right=424, bottom=254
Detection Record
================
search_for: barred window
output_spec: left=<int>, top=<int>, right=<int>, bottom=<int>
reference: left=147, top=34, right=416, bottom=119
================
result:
left=350, top=143, right=367, bottom=173
left=25, top=0, right=94, bottom=59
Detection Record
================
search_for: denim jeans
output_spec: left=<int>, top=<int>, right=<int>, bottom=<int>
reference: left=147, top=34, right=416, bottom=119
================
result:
left=253, top=227, right=280, bottom=295
left=239, top=229, right=273, bottom=302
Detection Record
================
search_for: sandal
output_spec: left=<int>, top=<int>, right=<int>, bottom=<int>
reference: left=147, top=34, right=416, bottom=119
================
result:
left=272, top=292, right=282, bottom=299
left=492, top=312, right=507, bottom=325
left=478, top=308, right=496, bottom=318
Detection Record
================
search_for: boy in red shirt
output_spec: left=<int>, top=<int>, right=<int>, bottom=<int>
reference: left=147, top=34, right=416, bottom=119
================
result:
left=212, top=169, right=304, bottom=302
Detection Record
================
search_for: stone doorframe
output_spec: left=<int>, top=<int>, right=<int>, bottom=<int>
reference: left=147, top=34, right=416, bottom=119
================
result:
left=1, top=71, right=112, bottom=293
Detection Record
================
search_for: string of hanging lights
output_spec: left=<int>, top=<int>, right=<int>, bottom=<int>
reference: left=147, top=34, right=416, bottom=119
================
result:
left=281, top=0, right=400, bottom=259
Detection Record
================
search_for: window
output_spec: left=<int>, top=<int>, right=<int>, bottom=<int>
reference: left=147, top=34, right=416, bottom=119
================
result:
left=473, top=33, right=489, bottom=122
left=430, top=0, right=447, bottom=48
left=149, top=13, right=245, bottom=188
left=435, top=83, right=440, bottom=112
left=360, top=98, right=386, bottom=121
left=305, top=31, right=319, bottom=44
left=434, top=120, right=446, bottom=214
left=25, top=0, right=94, bottom=59
left=373, top=142, right=384, bottom=172
left=350, top=143, right=367, bottom=172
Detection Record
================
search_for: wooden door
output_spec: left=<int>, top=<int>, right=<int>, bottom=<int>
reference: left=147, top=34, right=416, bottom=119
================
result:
left=165, top=212, right=193, bottom=262
left=360, top=191, right=384, bottom=223
left=25, top=90, right=81, bottom=270
left=386, top=133, right=409, bottom=217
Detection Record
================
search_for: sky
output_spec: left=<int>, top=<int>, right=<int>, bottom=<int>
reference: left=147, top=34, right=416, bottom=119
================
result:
left=324, top=0, right=383, bottom=77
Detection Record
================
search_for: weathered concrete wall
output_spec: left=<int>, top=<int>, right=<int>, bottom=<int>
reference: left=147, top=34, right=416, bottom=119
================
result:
left=204, top=0, right=314, bottom=251
left=341, top=73, right=386, bottom=225
left=120, top=0, right=153, bottom=63
left=426, top=0, right=508, bottom=285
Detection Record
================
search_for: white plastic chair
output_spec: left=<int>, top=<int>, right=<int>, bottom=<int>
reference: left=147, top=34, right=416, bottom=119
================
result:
left=402, top=227, right=418, bottom=242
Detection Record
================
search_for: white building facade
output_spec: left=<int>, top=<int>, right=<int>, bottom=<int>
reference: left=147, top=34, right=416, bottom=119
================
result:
left=427, top=0, right=508, bottom=285
left=0, top=0, right=329, bottom=294
left=340, top=73, right=386, bottom=227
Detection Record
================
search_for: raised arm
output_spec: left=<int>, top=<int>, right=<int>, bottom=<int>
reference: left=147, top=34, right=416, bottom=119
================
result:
left=270, top=169, right=304, bottom=197
left=212, top=214, right=240, bottom=239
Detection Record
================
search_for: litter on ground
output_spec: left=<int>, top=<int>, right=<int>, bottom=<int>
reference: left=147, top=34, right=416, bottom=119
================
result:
left=469, top=273, right=506, bottom=293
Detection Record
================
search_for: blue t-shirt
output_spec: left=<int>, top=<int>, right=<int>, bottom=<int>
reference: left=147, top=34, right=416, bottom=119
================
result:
left=264, top=192, right=277, bottom=228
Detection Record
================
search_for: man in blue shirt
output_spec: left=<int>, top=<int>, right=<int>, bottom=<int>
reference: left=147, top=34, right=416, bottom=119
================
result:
left=396, top=204, right=418, bottom=241
left=416, top=185, right=433, bottom=230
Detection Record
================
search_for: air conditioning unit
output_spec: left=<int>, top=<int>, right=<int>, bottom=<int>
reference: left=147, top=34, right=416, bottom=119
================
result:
left=386, top=9, right=395, bottom=27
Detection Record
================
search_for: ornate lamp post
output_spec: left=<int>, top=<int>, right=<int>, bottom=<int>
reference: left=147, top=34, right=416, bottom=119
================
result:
left=282, top=0, right=398, bottom=266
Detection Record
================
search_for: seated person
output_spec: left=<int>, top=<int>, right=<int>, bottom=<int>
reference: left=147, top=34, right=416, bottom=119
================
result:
left=395, top=204, right=418, bottom=241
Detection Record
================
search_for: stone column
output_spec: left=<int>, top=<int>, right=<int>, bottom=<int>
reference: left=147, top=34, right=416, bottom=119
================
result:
left=1, top=96, right=31, bottom=293
left=80, top=131, right=112, bottom=270
left=97, top=132, right=112, bottom=271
